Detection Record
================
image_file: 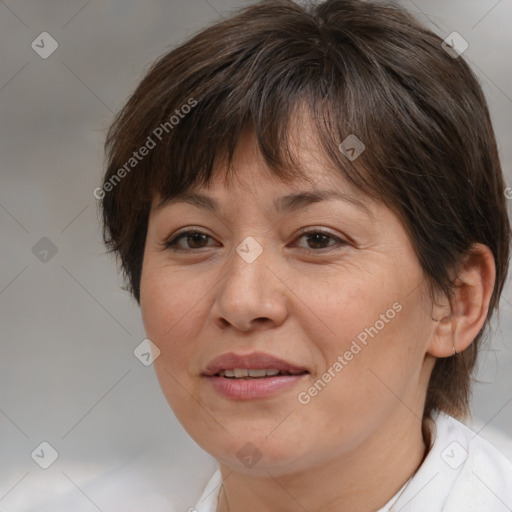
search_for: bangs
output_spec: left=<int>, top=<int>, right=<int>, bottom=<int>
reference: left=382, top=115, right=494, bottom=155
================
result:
left=104, top=11, right=386, bottom=212
left=150, top=89, right=377, bottom=205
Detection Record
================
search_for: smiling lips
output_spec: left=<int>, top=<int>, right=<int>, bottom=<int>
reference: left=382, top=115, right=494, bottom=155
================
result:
left=218, top=368, right=305, bottom=378
left=202, top=351, right=309, bottom=399
left=203, top=351, right=309, bottom=376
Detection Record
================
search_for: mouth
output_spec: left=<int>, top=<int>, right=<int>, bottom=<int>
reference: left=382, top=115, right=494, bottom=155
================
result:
left=202, top=351, right=309, bottom=377
left=215, top=368, right=308, bottom=378
left=202, top=352, right=310, bottom=400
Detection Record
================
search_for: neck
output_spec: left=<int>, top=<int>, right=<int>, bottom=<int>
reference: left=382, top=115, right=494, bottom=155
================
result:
left=216, top=409, right=429, bottom=512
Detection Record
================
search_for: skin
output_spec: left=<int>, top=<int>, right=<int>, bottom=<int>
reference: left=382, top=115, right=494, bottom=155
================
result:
left=140, top=118, right=495, bottom=512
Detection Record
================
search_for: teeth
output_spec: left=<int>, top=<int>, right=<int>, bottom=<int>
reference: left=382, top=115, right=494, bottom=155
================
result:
left=248, top=369, right=268, bottom=377
left=218, top=368, right=285, bottom=378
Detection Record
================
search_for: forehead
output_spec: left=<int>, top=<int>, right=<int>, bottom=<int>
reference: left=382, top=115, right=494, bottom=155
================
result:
left=153, top=169, right=376, bottom=224
left=152, top=120, right=374, bottom=218
left=155, top=186, right=374, bottom=219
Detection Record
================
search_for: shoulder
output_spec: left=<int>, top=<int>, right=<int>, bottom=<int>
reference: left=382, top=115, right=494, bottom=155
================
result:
left=437, top=412, right=512, bottom=473
left=390, top=411, right=512, bottom=512
left=435, top=412, right=512, bottom=510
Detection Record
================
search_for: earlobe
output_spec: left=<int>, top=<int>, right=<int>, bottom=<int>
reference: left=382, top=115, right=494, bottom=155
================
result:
left=427, top=243, right=496, bottom=358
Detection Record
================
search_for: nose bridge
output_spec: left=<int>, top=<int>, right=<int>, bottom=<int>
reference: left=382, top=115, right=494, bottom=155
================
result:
left=225, top=234, right=270, bottom=294
left=213, top=234, right=287, bottom=329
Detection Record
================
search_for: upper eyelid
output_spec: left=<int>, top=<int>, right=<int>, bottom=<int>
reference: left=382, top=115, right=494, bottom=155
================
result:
left=165, top=228, right=346, bottom=249
left=169, top=226, right=342, bottom=240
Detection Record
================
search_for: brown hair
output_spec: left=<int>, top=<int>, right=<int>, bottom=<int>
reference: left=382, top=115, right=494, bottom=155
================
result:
left=100, top=0, right=510, bottom=419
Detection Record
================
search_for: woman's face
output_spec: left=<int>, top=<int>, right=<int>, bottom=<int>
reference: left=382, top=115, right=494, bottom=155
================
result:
left=140, top=124, right=438, bottom=476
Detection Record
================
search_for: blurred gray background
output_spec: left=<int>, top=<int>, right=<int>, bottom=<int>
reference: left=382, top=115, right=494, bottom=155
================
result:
left=1, top=1, right=511, bottom=511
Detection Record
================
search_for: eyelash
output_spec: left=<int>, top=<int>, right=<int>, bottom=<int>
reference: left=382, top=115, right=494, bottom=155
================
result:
left=163, top=228, right=348, bottom=253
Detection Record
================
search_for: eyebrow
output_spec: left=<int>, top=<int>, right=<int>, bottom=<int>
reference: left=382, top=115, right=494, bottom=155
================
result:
left=156, top=189, right=374, bottom=219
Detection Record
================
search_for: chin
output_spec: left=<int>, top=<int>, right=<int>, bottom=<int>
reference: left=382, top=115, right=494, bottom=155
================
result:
left=201, top=434, right=315, bottom=477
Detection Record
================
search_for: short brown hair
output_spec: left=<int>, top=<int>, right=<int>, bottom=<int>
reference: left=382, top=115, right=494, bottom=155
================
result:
left=100, top=0, right=511, bottom=419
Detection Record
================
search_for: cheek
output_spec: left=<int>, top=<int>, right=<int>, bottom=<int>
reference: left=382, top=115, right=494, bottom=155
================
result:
left=308, top=267, right=396, bottom=347
left=139, top=264, right=204, bottom=372
left=139, top=264, right=209, bottom=423
left=306, top=260, right=428, bottom=395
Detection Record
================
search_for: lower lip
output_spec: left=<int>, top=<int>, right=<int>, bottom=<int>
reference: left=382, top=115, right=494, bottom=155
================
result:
left=205, top=374, right=308, bottom=400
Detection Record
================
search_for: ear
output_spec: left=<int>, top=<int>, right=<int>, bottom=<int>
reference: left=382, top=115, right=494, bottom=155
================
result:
left=427, top=243, right=496, bottom=358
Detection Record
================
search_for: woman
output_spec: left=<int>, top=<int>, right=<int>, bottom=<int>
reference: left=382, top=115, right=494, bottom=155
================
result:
left=99, top=0, right=512, bottom=510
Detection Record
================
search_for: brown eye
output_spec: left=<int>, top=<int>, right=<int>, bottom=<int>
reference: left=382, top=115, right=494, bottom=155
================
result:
left=165, top=230, right=213, bottom=251
left=294, top=229, right=347, bottom=251
left=164, top=228, right=347, bottom=253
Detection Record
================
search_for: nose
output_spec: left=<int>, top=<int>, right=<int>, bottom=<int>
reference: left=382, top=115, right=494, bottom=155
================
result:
left=211, top=239, right=289, bottom=332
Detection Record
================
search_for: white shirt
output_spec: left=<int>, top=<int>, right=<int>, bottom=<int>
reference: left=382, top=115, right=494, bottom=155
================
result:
left=192, top=411, right=512, bottom=512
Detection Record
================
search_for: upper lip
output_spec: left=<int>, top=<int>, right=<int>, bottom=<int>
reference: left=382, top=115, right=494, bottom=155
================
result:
left=202, top=351, right=309, bottom=376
